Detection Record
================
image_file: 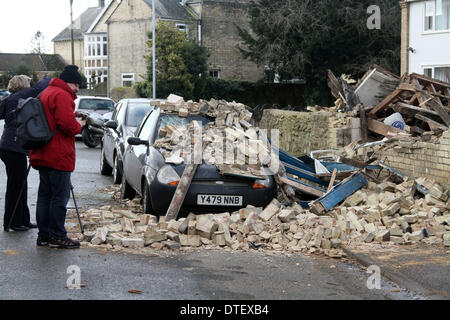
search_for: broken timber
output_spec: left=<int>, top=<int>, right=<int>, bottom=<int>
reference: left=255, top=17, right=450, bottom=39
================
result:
left=279, top=176, right=325, bottom=198
left=165, top=121, right=203, bottom=222
left=367, top=119, right=405, bottom=138
left=309, top=173, right=368, bottom=215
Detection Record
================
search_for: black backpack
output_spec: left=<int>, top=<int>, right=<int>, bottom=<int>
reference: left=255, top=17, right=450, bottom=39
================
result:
left=15, top=93, right=54, bottom=149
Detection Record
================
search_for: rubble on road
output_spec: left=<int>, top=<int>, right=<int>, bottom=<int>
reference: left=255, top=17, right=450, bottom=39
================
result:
left=66, top=171, right=449, bottom=259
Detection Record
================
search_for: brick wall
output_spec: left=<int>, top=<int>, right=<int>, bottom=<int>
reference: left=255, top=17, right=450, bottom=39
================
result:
left=378, top=130, right=450, bottom=189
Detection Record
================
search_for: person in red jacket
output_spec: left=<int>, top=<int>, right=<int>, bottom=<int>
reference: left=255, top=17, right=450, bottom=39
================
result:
left=29, top=65, right=82, bottom=249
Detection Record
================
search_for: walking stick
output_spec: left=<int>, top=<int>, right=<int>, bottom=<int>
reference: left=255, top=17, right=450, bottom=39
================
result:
left=70, top=183, right=84, bottom=235
left=6, top=164, right=31, bottom=232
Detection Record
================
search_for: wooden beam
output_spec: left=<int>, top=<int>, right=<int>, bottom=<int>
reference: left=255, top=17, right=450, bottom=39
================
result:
left=410, top=73, right=450, bottom=90
left=359, top=106, right=368, bottom=142
left=279, top=176, right=325, bottom=198
left=367, top=119, right=405, bottom=138
left=428, top=100, right=450, bottom=127
left=369, top=88, right=403, bottom=115
left=414, top=114, right=449, bottom=131
left=165, top=121, right=203, bottom=222
left=393, top=102, right=440, bottom=118
left=327, top=169, right=337, bottom=193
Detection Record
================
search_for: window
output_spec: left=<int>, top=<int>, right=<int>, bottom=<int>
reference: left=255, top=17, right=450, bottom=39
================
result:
left=122, top=73, right=135, bottom=87
left=103, top=43, right=107, bottom=56
left=125, top=102, right=152, bottom=127
left=425, top=0, right=450, bottom=31
left=209, top=70, right=220, bottom=78
left=423, top=66, right=450, bottom=82
left=175, top=23, right=188, bottom=35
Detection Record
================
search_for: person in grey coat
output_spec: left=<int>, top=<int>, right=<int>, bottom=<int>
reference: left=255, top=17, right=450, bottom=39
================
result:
left=0, top=75, right=50, bottom=232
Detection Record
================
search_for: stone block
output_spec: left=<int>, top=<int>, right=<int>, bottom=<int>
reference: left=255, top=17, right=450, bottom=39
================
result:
left=166, top=231, right=180, bottom=242
left=404, top=215, right=419, bottom=224
left=259, top=199, right=281, bottom=221
left=389, top=228, right=403, bottom=237
left=178, top=213, right=196, bottom=234
left=196, top=216, right=219, bottom=239
left=364, top=233, right=375, bottom=243
left=278, top=209, right=296, bottom=222
left=121, top=237, right=145, bottom=248
left=144, top=228, right=167, bottom=246
left=91, top=227, right=109, bottom=245
left=390, top=236, right=404, bottom=244
left=374, top=230, right=390, bottom=243
left=187, top=220, right=197, bottom=235
left=179, top=235, right=201, bottom=247
left=407, top=230, right=424, bottom=242
left=214, top=232, right=226, bottom=246
left=163, top=240, right=181, bottom=250
left=121, top=218, right=135, bottom=233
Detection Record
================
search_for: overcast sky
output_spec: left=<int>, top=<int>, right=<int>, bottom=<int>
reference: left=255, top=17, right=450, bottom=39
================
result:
left=0, top=0, right=101, bottom=54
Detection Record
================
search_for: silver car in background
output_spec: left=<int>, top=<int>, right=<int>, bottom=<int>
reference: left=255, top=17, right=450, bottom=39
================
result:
left=100, top=98, right=158, bottom=184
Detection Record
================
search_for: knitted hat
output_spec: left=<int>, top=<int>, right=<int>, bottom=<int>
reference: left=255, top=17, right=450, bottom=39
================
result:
left=60, top=65, right=82, bottom=85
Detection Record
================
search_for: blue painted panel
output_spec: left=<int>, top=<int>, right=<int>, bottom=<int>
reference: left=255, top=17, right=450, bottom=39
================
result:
left=312, top=173, right=368, bottom=211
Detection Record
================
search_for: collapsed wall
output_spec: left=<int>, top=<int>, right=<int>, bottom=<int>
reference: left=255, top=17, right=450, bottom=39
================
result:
left=259, top=109, right=450, bottom=190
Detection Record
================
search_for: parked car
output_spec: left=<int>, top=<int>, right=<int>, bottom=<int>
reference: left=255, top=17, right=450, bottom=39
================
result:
left=100, top=98, right=158, bottom=184
left=74, top=96, right=115, bottom=140
left=0, top=90, right=10, bottom=100
left=120, top=108, right=277, bottom=216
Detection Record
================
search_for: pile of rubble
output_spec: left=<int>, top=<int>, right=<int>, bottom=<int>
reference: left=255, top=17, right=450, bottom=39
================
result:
left=154, top=95, right=275, bottom=178
left=67, top=172, right=449, bottom=258
left=323, top=66, right=450, bottom=143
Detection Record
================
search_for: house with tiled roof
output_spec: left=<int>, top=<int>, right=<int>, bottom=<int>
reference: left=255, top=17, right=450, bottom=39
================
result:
left=0, top=53, right=66, bottom=76
left=53, top=1, right=109, bottom=84
left=106, top=0, right=263, bottom=95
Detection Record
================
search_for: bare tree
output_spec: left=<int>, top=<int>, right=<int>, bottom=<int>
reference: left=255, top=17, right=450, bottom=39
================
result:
left=30, top=31, right=48, bottom=54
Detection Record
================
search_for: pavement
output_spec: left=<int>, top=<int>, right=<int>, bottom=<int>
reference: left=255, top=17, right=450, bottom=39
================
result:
left=343, top=243, right=450, bottom=300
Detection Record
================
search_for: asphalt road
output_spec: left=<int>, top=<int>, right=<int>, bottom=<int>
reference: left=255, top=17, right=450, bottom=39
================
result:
left=0, top=122, right=423, bottom=301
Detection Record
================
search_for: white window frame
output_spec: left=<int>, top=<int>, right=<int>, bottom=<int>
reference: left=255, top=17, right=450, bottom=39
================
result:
left=424, top=0, right=450, bottom=33
left=175, top=23, right=188, bottom=34
left=121, top=73, right=135, bottom=87
left=422, top=65, right=450, bottom=83
left=209, top=70, right=221, bottom=79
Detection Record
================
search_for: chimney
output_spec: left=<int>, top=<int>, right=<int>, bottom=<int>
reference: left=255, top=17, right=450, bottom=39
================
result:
left=99, top=0, right=105, bottom=7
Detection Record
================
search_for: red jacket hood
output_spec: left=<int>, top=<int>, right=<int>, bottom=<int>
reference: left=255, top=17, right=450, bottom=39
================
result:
left=49, top=78, right=77, bottom=100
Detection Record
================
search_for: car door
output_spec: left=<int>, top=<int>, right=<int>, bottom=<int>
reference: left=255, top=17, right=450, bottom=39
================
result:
left=124, top=109, right=159, bottom=193
left=104, top=102, right=122, bottom=166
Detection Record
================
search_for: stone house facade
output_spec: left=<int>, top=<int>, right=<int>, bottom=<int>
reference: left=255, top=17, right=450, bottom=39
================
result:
left=54, top=0, right=263, bottom=97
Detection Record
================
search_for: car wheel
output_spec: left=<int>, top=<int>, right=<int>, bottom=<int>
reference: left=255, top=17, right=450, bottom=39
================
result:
left=82, top=128, right=101, bottom=148
left=142, top=180, right=154, bottom=215
left=113, top=155, right=122, bottom=185
left=120, top=174, right=135, bottom=200
left=100, top=145, right=113, bottom=176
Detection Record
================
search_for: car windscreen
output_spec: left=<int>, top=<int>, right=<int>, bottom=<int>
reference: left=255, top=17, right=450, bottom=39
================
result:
left=78, top=99, right=114, bottom=111
left=125, top=102, right=151, bottom=127
left=157, top=114, right=212, bottom=139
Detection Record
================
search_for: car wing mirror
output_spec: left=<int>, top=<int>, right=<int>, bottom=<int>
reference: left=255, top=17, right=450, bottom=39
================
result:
left=105, top=120, right=118, bottom=130
left=127, top=137, right=149, bottom=146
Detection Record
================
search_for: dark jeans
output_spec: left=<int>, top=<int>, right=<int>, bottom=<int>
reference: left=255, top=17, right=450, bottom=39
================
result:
left=0, top=149, right=31, bottom=228
left=36, top=167, right=71, bottom=240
